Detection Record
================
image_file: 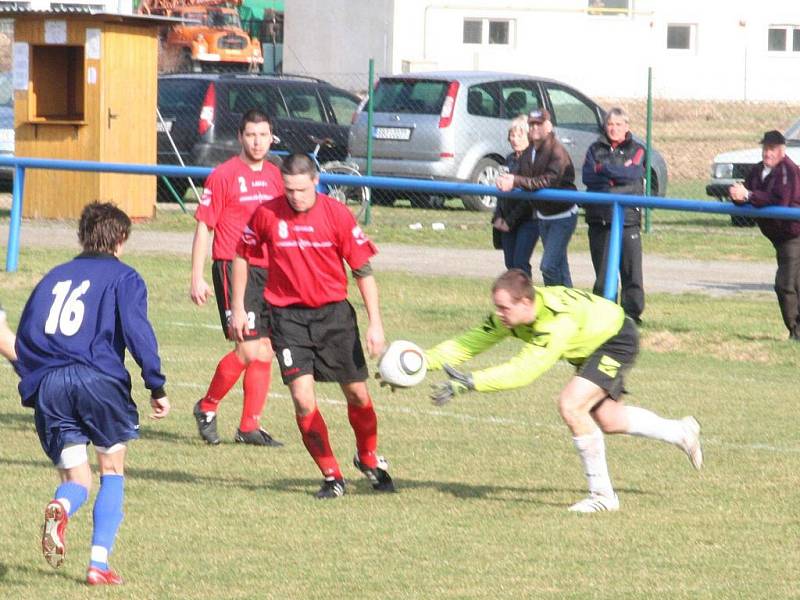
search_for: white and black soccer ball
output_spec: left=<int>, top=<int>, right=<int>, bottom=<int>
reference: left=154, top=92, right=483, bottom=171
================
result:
left=378, top=340, right=427, bottom=388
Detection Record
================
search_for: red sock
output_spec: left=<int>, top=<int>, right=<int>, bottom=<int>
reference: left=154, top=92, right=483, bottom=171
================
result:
left=200, top=351, right=245, bottom=413
left=240, top=359, right=272, bottom=432
left=296, top=409, right=342, bottom=479
left=348, top=400, right=378, bottom=469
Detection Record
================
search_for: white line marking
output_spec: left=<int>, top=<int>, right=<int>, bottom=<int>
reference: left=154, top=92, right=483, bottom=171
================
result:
left=169, top=321, right=219, bottom=330
left=170, top=381, right=800, bottom=454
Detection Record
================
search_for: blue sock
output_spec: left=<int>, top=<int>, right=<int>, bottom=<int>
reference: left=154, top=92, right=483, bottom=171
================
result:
left=54, top=481, right=89, bottom=517
left=89, top=474, right=124, bottom=570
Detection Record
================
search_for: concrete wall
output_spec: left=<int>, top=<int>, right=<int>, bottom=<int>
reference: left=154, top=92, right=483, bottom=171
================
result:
left=284, top=0, right=393, bottom=88
left=284, top=0, right=800, bottom=101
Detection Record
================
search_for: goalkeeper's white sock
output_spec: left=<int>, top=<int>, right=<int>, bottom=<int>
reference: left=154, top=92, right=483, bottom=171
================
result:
left=622, top=405, right=684, bottom=445
left=572, top=429, right=614, bottom=498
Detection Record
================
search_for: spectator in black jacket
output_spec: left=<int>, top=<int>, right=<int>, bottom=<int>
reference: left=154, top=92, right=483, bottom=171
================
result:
left=496, top=109, right=577, bottom=287
left=582, top=107, right=646, bottom=323
left=730, top=130, right=800, bottom=341
left=492, top=115, right=539, bottom=277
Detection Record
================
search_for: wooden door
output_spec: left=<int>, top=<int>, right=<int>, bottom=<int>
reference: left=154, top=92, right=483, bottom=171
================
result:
left=98, top=24, right=159, bottom=218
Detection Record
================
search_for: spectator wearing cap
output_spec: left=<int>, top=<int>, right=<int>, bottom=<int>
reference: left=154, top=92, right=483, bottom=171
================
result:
left=582, top=107, right=646, bottom=324
left=492, top=115, right=539, bottom=277
left=730, top=129, right=800, bottom=341
left=496, top=109, right=578, bottom=287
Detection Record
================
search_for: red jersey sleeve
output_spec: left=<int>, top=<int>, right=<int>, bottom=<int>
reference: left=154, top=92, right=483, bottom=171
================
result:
left=334, top=203, right=377, bottom=270
left=236, top=206, right=270, bottom=262
left=194, top=168, right=226, bottom=228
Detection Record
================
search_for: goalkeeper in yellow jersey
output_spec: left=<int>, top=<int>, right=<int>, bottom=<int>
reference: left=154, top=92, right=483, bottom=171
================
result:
left=425, top=269, right=702, bottom=513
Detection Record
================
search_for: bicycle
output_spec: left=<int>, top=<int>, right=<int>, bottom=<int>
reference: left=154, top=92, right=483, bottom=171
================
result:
left=308, top=136, right=371, bottom=221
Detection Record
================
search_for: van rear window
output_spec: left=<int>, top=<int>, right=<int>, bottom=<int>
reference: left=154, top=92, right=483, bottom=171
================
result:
left=372, top=79, right=449, bottom=114
left=157, top=81, right=205, bottom=116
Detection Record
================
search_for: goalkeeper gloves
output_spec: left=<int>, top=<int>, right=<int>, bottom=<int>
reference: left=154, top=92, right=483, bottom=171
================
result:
left=429, top=364, right=475, bottom=406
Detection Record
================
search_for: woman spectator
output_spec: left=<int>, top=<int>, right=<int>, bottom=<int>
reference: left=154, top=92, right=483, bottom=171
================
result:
left=492, top=116, right=539, bottom=277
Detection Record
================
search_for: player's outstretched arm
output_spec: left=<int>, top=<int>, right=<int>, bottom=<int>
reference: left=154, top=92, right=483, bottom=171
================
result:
left=118, top=272, right=167, bottom=397
left=0, top=313, right=16, bottom=362
left=355, top=274, right=385, bottom=358
left=430, top=364, right=475, bottom=406
left=190, top=222, right=213, bottom=306
left=149, top=395, right=170, bottom=419
left=229, top=255, right=251, bottom=342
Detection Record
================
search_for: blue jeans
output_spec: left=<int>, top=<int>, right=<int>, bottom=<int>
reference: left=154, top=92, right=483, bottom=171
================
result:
left=501, top=219, right=540, bottom=278
left=539, top=212, right=577, bottom=287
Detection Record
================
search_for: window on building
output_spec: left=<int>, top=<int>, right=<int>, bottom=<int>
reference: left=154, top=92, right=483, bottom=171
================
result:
left=768, top=26, right=800, bottom=52
left=30, top=45, right=85, bottom=122
left=463, top=19, right=482, bottom=44
left=667, top=24, right=695, bottom=51
left=768, top=28, right=787, bottom=51
left=587, top=0, right=630, bottom=17
left=462, top=18, right=514, bottom=46
left=488, top=20, right=510, bottom=45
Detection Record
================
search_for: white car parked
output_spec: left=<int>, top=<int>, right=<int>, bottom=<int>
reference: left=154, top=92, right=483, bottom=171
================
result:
left=706, top=118, right=800, bottom=225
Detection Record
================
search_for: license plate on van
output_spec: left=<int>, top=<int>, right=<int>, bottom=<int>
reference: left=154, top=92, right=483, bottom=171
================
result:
left=373, top=127, right=411, bottom=141
left=157, top=120, right=173, bottom=133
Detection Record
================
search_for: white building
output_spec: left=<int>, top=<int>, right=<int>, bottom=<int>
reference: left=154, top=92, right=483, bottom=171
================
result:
left=0, top=0, right=132, bottom=14
left=285, top=0, right=800, bottom=101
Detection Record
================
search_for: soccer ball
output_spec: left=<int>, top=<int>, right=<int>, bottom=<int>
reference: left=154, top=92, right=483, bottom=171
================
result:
left=378, top=340, right=427, bottom=388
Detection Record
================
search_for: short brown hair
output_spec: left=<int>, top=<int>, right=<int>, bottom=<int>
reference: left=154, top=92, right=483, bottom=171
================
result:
left=238, top=109, right=273, bottom=135
left=78, top=202, right=131, bottom=254
left=280, top=152, right=318, bottom=177
left=492, top=269, right=534, bottom=301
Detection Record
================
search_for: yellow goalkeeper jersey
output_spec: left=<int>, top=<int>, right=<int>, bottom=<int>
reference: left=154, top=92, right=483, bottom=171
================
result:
left=425, top=286, right=625, bottom=392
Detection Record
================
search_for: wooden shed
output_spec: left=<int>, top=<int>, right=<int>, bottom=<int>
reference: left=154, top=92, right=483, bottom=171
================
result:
left=11, top=12, right=169, bottom=219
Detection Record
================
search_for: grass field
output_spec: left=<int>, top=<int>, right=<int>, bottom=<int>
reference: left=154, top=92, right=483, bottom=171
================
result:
left=1, top=245, right=799, bottom=599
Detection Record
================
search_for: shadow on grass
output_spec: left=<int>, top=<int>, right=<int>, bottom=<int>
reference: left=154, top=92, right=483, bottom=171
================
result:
left=0, top=560, right=85, bottom=586
left=264, top=477, right=650, bottom=506
left=0, top=412, right=198, bottom=444
left=0, top=455, right=651, bottom=508
left=697, top=281, right=772, bottom=294
left=0, top=411, right=35, bottom=431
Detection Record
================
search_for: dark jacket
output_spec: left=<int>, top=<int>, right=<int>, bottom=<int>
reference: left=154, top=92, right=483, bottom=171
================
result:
left=512, top=132, right=577, bottom=216
left=493, top=150, right=535, bottom=230
left=582, top=132, right=645, bottom=227
left=744, top=155, right=800, bottom=244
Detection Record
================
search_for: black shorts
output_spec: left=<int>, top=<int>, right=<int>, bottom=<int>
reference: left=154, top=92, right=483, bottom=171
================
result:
left=577, top=317, right=639, bottom=400
left=270, top=300, right=368, bottom=384
left=212, top=260, right=270, bottom=341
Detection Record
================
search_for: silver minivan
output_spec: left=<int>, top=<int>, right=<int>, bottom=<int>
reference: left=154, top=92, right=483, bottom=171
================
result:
left=348, top=70, right=668, bottom=211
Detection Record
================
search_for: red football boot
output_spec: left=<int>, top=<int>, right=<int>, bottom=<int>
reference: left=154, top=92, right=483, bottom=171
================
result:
left=41, top=500, right=68, bottom=569
left=86, top=566, right=123, bottom=586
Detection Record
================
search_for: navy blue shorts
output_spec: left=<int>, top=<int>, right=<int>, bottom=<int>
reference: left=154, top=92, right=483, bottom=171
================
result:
left=34, top=365, right=140, bottom=465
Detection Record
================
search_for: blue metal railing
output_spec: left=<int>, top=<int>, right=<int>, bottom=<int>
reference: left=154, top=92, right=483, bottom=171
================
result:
left=4, top=156, right=800, bottom=303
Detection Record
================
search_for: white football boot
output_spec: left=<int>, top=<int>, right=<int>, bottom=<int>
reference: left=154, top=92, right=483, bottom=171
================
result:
left=568, top=493, right=620, bottom=513
left=679, top=416, right=703, bottom=470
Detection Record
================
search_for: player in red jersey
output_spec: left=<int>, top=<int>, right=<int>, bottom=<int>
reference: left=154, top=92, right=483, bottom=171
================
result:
left=190, top=109, right=283, bottom=447
left=231, top=153, right=393, bottom=499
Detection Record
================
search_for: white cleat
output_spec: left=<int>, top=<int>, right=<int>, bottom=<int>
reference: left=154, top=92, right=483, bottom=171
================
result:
left=568, top=493, right=620, bottom=513
left=679, top=416, right=703, bottom=470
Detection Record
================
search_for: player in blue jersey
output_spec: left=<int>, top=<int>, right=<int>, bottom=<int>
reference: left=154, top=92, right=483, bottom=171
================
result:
left=14, top=202, right=170, bottom=586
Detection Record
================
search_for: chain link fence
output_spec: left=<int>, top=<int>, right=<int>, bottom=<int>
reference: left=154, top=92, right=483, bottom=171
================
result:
left=151, top=66, right=800, bottom=210
left=1, top=25, right=797, bottom=213
left=599, top=96, right=800, bottom=198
